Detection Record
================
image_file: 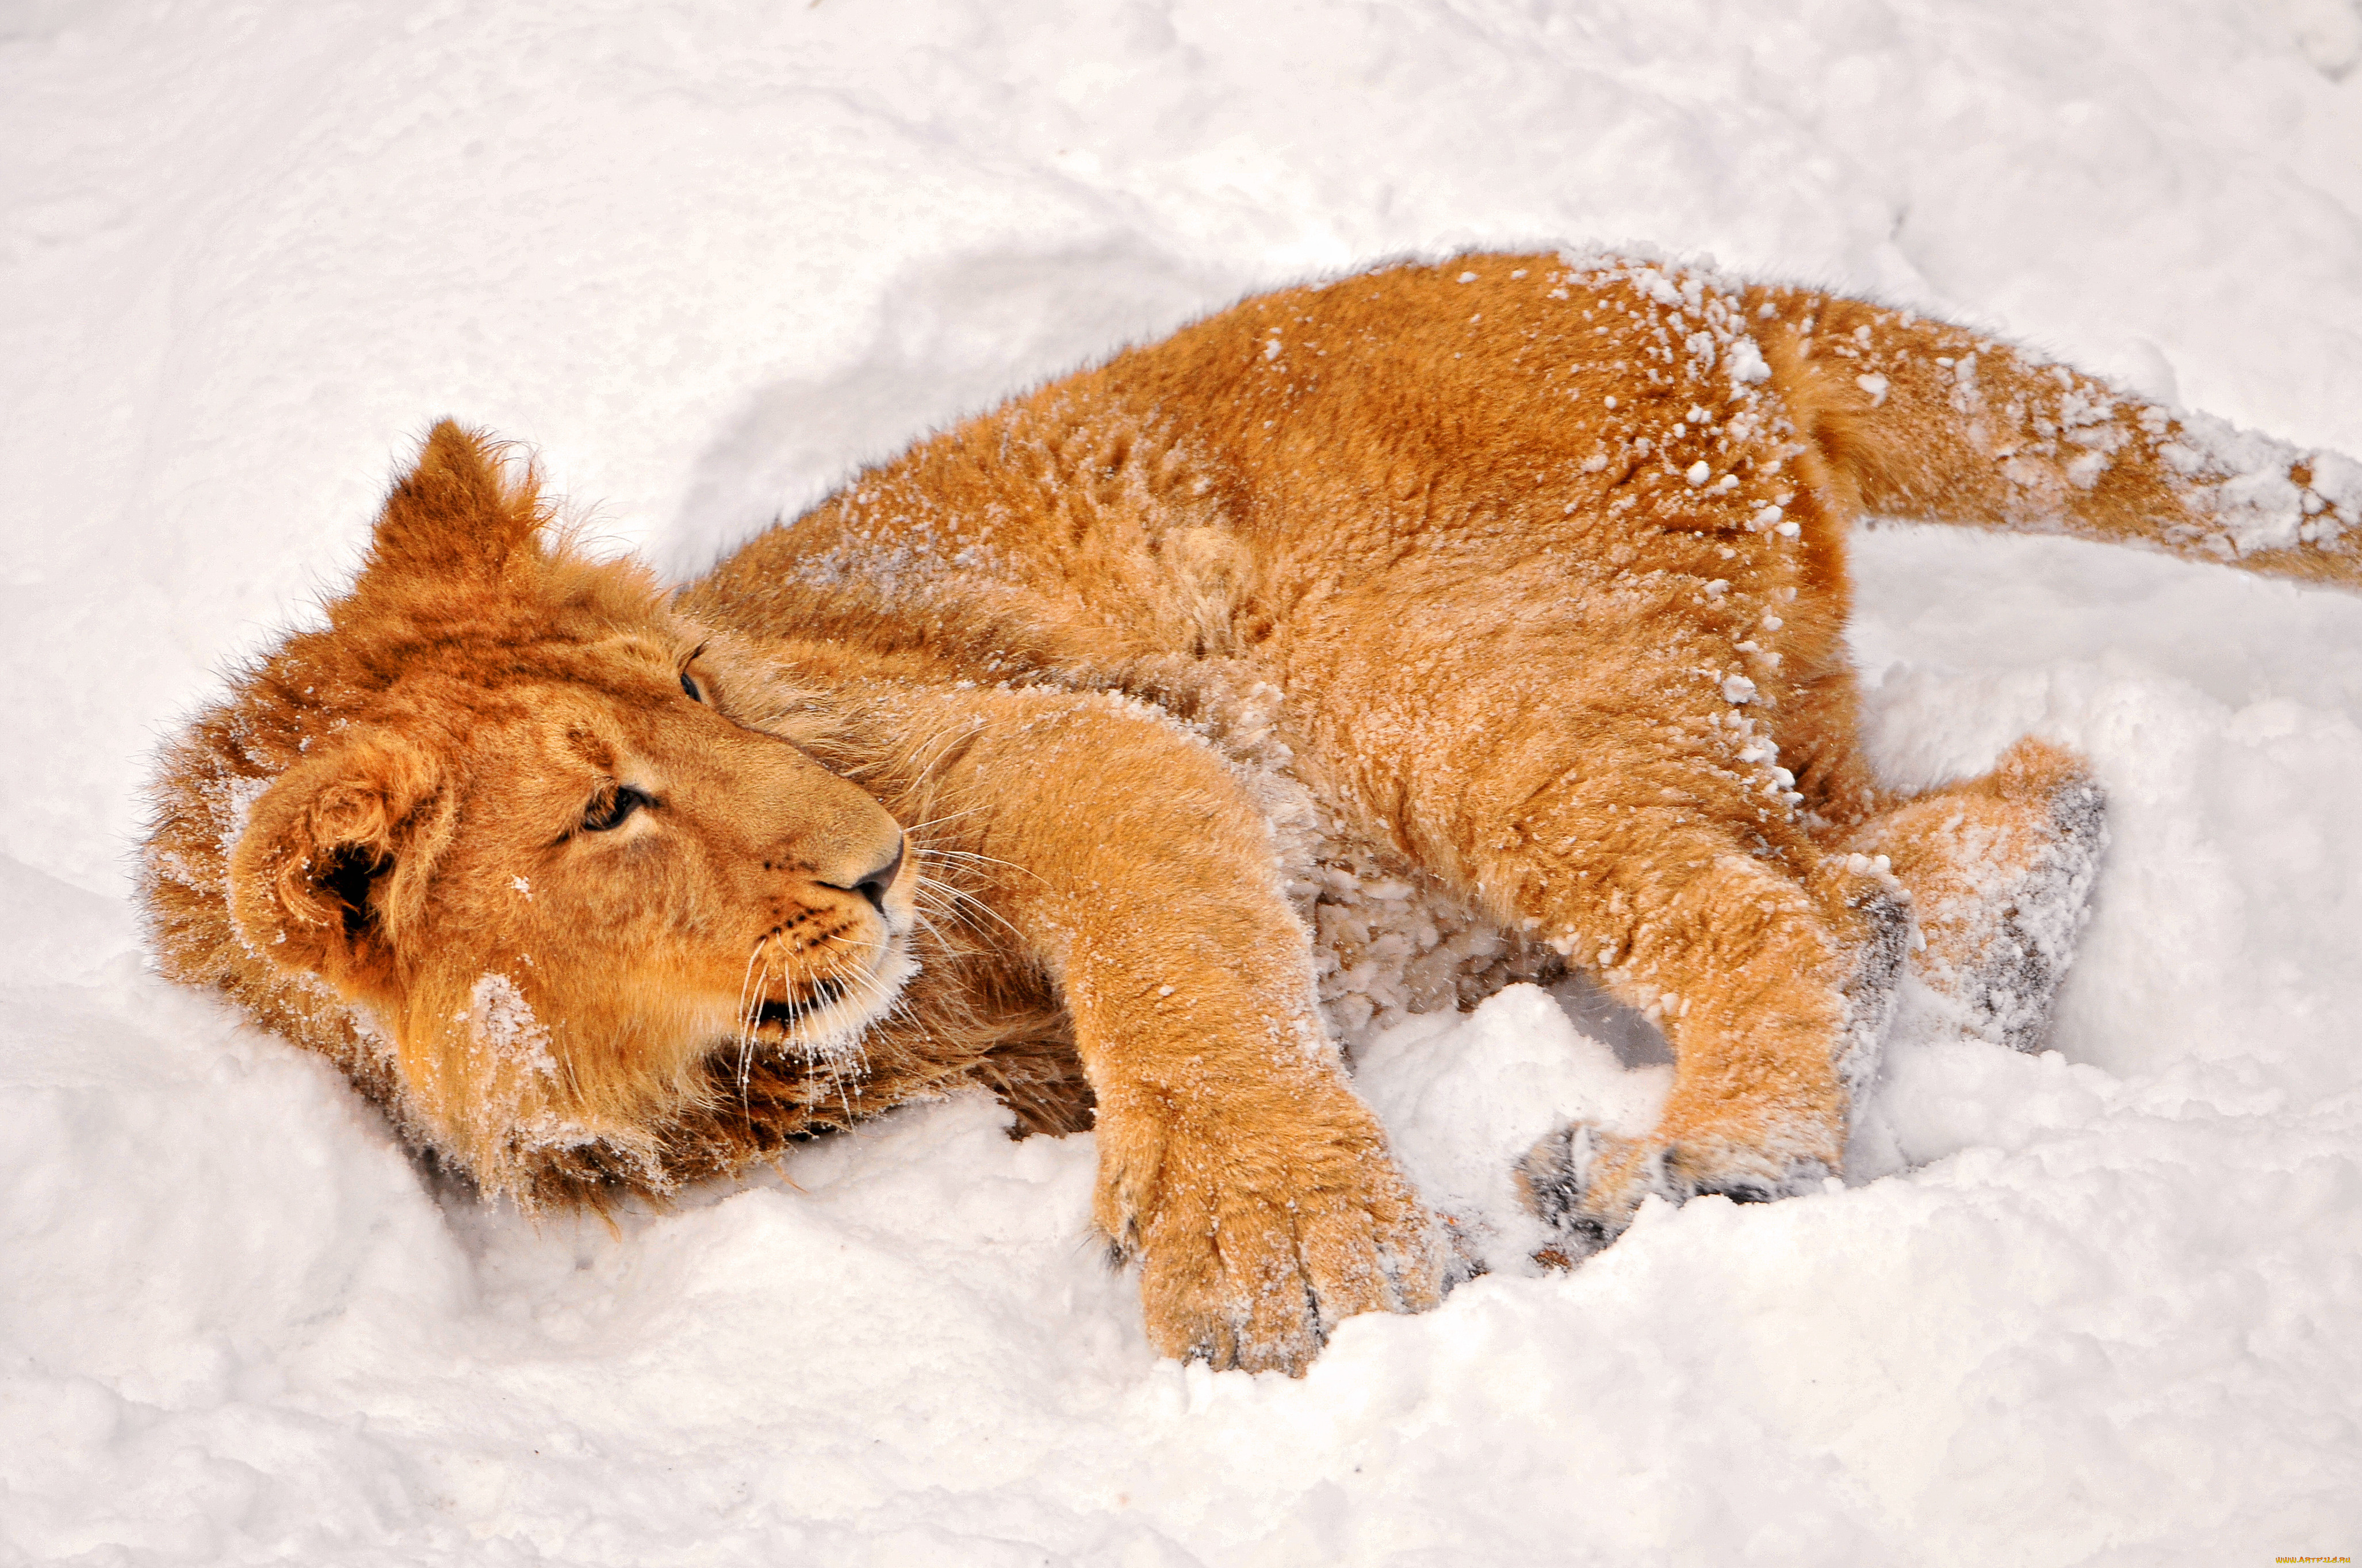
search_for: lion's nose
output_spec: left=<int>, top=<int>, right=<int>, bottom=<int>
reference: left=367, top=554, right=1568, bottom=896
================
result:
left=848, top=835, right=905, bottom=915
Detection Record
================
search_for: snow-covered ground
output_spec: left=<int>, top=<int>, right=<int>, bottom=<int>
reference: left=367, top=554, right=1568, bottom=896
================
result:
left=6, top=2, right=2361, bottom=1562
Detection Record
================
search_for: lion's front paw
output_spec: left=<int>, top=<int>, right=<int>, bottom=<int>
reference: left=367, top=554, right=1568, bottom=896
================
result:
left=1518, top=1121, right=1831, bottom=1260
left=1097, top=1099, right=1445, bottom=1375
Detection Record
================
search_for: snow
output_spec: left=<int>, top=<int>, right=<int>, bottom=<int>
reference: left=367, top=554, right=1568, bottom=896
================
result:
left=5, top=1, right=2361, bottom=1562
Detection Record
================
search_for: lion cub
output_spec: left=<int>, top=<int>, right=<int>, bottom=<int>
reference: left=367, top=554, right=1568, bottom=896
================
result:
left=144, top=251, right=2360, bottom=1374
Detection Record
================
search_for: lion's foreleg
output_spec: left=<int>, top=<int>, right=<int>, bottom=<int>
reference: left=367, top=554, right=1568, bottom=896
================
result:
left=918, top=690, right=1444, bottom=1373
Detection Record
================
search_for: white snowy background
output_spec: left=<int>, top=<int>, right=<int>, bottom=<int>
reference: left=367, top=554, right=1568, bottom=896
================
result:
left=6, top=2, right=2361, bottom=1562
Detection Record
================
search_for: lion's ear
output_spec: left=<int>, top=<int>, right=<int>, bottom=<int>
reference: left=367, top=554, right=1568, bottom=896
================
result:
left=359, top=419, right=547, bottom=591
left=227, top=730, right=454, bottom=1003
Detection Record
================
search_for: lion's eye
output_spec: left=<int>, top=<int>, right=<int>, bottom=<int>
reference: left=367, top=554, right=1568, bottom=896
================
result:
left=680, top=672, right=705, bottom=703
left=583, top=784, right=655, bottom=833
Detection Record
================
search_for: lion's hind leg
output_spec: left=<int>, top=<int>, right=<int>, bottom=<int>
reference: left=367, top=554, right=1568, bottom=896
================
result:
left=1282, top=583, right=1915, bottom=1259
left=1516, top=739, right=2102, bottom=1257
left=1844, top=738, right=2107, bottom=1055
left=1506, top=832, right=1911, bottom=1255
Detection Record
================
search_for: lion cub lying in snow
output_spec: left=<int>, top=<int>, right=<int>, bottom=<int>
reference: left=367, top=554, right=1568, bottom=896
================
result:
left=144, top=251, right=2360, bottom=1373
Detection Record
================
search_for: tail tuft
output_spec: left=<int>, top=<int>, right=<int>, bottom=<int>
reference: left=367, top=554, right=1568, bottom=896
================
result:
left=1745, top=287, right=2362, bottom=591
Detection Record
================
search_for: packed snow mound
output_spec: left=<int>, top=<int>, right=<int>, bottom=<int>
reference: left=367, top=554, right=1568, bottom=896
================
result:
left=5, top=1, right=2361, bottom=1563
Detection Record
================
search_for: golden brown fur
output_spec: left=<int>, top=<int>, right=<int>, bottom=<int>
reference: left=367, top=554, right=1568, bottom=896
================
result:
left=143, top=250, right=2361, bottom=1373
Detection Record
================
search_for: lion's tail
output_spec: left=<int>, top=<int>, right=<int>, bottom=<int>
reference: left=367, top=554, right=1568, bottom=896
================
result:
left=1743, top=286, right=2362, bottom=589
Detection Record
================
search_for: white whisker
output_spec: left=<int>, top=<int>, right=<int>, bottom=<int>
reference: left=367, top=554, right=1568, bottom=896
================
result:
left=897, top=804, right=985, bottom=836
left=916, top=872, right=1023, bottom=941
left=919, top=845, right=1041, bottom=882
left=732, top=934, right=769, bottom=1110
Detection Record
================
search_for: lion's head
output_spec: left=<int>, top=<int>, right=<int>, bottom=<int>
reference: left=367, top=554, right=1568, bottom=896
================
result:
left=147, top=423, right=924, bottom=1198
